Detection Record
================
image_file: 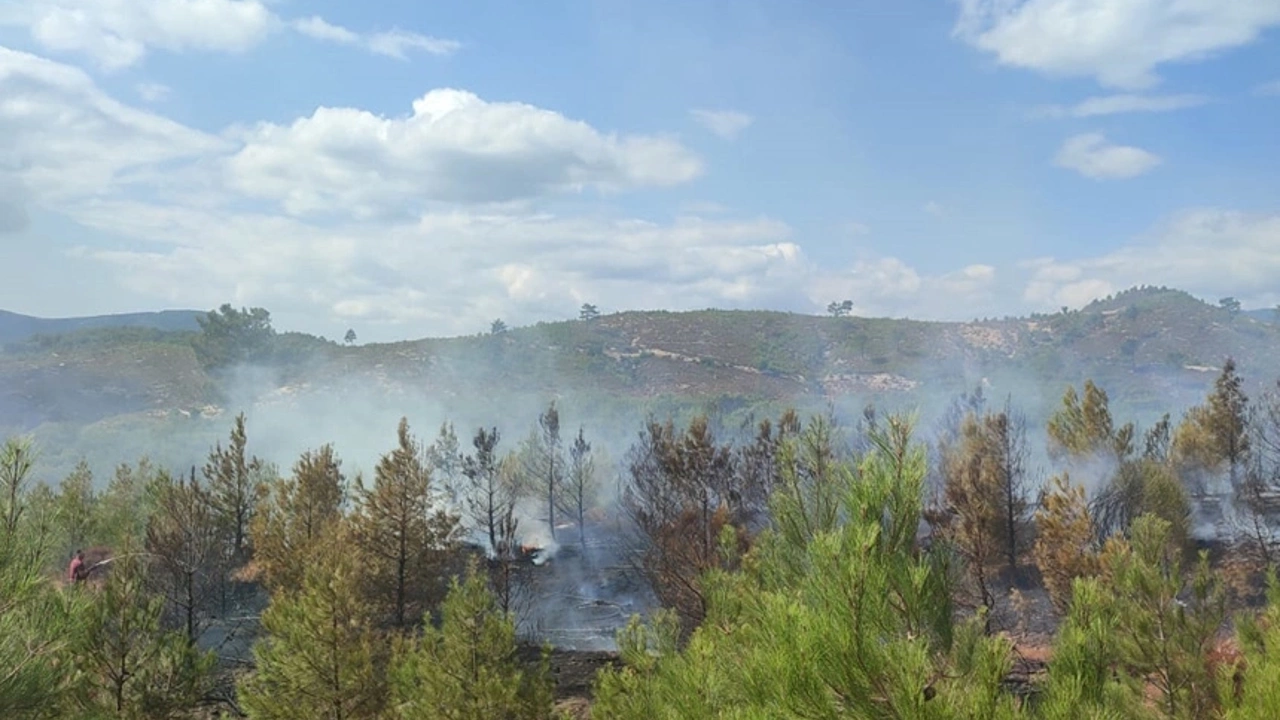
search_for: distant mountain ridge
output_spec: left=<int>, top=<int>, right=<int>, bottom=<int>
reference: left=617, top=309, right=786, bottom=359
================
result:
left=6, top=286, right=1280, bottom=483
left=0, top=309, right=204, bottom=345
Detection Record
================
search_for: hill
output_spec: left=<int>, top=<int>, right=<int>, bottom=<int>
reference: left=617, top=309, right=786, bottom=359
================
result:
left=0, top=309, right=203, bottom=346
left=4, top=286, right=1280, bottom=481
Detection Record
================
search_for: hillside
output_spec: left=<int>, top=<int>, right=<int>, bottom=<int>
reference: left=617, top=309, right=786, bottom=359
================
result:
left=4, top=286, right=1280, bottom=480
left=0, top=308, right=203, bottom=346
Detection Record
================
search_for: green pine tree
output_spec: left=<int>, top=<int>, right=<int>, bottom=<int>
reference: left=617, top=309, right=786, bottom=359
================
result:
left=389, top=559, right=554, bottom=720
left=72, top=543, right=215, bottom=719
left=239, top=526, right=388, bottom=720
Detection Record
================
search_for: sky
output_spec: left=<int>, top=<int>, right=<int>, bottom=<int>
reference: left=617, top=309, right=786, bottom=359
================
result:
left=1, top=0, right=1279, bottom=343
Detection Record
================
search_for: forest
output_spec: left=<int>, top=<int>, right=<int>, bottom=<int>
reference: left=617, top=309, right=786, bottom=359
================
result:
left=6, top=355, right=1280, bottom=719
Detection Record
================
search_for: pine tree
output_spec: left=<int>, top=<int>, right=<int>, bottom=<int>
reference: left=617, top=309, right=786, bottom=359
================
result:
left=1047, top=380, right=1133, bottom=462
left=594, top=416, right=1016, bottom=719
left=145, top=469, right=226, bottom=646
left=239, top=527, right=388, bottom=720
left=203, top=412, right=269, bottom=561
left=56, top=459, right=98, bottom=557
left=1223, top=578, right=1280, bottom=718
left=1033, top=474, right=1101, bottom=613
left=99, top=459, right=162, bottom=549
left=937, top=404, right=1032, bottom=614
left=388, top=559, right=554, bottom=720
left=0, top=483, right=82, bottom=719
left=1, top=436, right=37, bottom=543
left=622, top=415, right=741, bottom=632
left=351, top=418, right=462, bottom=629
left=251, top=445, right=347, bottom=592
left=1100, top=514, right=1226, bottom=719
left=525, top=402, right=564, bottom=543
left=426, top=422, right=463, bottom=507
left=461, top=427, right=507, bottom=555
left=72, top=543, right=215, bottom=719
left=566, top=426, right=598, bottom=551
left=1172, top=357, right=1250, bottom=491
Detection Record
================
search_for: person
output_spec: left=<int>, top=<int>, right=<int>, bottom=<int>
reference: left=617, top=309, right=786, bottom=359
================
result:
left=68, top=550, right=86, bottom=583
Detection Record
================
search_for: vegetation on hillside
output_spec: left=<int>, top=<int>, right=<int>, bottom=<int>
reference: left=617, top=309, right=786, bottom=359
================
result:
left=8, top=345, right=1280, bottom=717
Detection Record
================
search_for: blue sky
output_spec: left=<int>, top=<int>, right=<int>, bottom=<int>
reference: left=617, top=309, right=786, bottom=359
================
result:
left=1, top=0, right=1279, bottom=342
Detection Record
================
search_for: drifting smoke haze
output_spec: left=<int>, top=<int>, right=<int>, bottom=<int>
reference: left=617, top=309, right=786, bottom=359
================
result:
left=3, top=300, right=1272, bottom=651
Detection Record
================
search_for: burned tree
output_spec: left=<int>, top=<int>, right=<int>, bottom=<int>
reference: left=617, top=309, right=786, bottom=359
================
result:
left=426, top=421, right=464, bottom=507
left=145, top=468, right=226, bottom=646
left=460, top=429, right=529, bottom=616
left=566, top=426, right=599, bottom=552
left=461, top=427, right=507, bottom=555
left=622, top=415, right=745, bottom=632
left=523, top=402, right=565, bottom=543
left=935, top=400, right=1033, bottom=619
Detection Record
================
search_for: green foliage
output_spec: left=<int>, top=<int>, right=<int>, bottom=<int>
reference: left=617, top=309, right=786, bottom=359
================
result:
left=250, top=444, right=347, bottom=592
left=98, top=458, right=166, bottom=549
left=1224, top=576, right=1280, bottom=718
left=1092, top=459, right=1191, bottom=548
left=239, top=527, right=388, bottom=720
left=1034, top=578, right=1141, bottom=719
left=1033, top=474, right=1101, bottom=614
left=389, top=561, right=555, bottom=720
left=2, top=436, right=38, bottom=540
left=351, top=417, right=462, bottom=629
left=1172, top=357, right=1250, bottom=487
left=56, top=460, right=98, bottom=557
left=203, top=412, right=270, bottom=560
left=1046, top=380, right=1134, bottom=462
left=1101, top=515, right=1227, bottom=719
left=192, top=304, right=276, bottom=370
left=71, top=545, right=215, bottom=719
left=594, top=416, right=1016, bottom=720
left=0, top=505, right=83, bottom=719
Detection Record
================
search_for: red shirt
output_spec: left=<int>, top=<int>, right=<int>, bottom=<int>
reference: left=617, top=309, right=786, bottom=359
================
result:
left=68, top=557, right=83, bottom=582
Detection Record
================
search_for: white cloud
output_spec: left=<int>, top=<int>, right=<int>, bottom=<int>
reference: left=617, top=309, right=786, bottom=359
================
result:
left=1023, top=209, right=1280, bottom=311
left=1053, top=133, right=1161, bottom=179
left=225, top=88, right=704, bottom=216
left=0, top=0, right=274, bottom=71
left=292, top=16, right=460, bottom=59
left=135, top=81, right=169, bottom=102
left=1255, top=80, right=1280, bottom=97
left=690, top=109, right=754, bottom=140
left=1032, top=93, right=1209, bottom=118
left=953, top=0, right=1280, bottom=89
left=923, top=201, right=945, bottom=216
left=0, top=47, right=229, bottom=204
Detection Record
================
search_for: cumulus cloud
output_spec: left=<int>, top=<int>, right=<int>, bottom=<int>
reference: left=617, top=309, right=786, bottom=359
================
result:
left=0, top=0, right=274, bottom=70
left=1022, top=209, right=1280, bottom=311
left=1032, top=93, right=1210, bottom=118
left=690, top=109, right=754, bottom=140
left=0, top=47, right=230, bottom=203
left=1053, top=133, right=1161, bottom=179
left=953, top=0, right=1280, bottom=89
left=292, top=16, right=460, bottom=59
left=71, top=201, right=817, bottom=334
left=225, top=89, right=704, bottom=216
left=9, top=36, right=1273, bottom=340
